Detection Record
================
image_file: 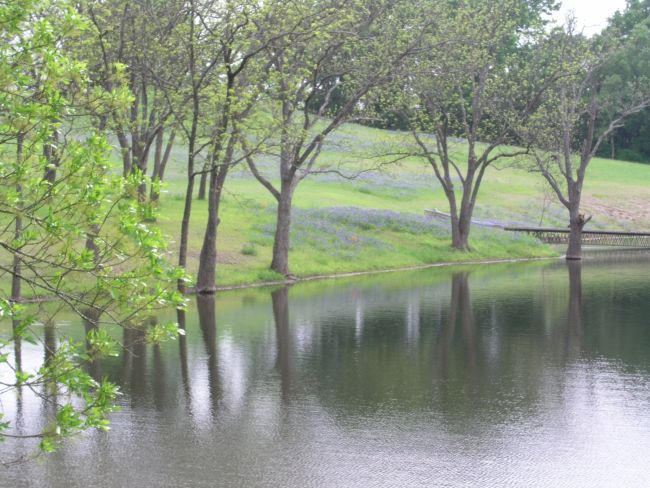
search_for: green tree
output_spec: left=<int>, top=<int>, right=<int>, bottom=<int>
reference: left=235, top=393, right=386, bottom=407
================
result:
left=75, top=0, right=185, bottom=199
left=0, top=0, right=183, bottom=460
left=246, top=0, right=423, bottom=276
left=401, top=0, right=554, bottom=251
left=598, top=1, right=650, bottom=162
left=521, top=22, right=650, bottom=259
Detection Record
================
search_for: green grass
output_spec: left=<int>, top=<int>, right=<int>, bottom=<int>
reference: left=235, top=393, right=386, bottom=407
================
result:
left=8, top=120, right=648, bottom=294
left=148, top=125, right=533, bottom=286
left=127, top=121, right=650, bottom=287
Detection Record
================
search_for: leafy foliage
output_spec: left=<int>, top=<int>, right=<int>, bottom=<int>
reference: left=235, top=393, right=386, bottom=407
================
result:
left=0, top=0, right=184, bottom=462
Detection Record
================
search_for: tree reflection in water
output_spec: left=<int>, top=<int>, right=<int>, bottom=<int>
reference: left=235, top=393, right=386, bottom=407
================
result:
left=435, top=271, right=477, bottom=382
left=196, top=294, right=221, bottom=412
left=272, top=287, right=292, bottom=403
left=176, top=309, right=191, bottom=401
left=567, top=260, right=584, bottom=356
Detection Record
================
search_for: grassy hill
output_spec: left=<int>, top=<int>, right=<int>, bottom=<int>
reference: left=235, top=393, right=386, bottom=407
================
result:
left=151, top=122, right=650, bottom=286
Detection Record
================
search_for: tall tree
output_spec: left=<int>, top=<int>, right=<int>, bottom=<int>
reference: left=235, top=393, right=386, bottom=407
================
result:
left=163, top=0, right=270, bottom=294
left=401, top=0, right=556, bottom=251
left=0, top=0, right=183, bottom=459
left=77, top=0, right=185, bottom=199
left=246, top=0, right=423, bottom=276
left=597, top=1, right=650, bottom=162
left=521, top=23, right=650, bottom=259
left=194, top=0, right=275, bottom=293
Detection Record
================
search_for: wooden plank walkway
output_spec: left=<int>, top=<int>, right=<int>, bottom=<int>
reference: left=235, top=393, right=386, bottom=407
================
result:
left=504, top=227, right=650, bottom=247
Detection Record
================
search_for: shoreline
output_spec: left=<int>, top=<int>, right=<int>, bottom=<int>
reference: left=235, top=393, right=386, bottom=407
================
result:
left=13, top=254, right=559, bottom=304
left=202, top=255, right=563, bottom=293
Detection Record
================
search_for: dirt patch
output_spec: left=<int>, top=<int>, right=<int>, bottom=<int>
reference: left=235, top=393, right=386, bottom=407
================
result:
left=217, top=251, right=245, bottom=265
left=582, top=195, right=650, bottom=229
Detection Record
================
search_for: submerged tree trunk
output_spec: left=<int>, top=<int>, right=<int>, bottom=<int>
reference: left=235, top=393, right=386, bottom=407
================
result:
left=455, top=272, right=477, bottom=376
left=83, top=308, right=102, bottom=381
left=176, top=309, right=191, bottom=397
left=566, top=195, right=588, bottom=260
left=566, top=260, right=583, bottom=356
left=567, top=260, right=582, bottom=330
left=271, top=181, right=295, bottom=276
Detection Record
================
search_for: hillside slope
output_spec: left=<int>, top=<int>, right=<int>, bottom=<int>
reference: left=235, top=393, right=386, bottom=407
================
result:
left=152, top=123, right=650, bottom=285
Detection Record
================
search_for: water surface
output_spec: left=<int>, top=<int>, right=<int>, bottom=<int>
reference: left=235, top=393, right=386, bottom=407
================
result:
left=3, top=252, right=650, bottom=487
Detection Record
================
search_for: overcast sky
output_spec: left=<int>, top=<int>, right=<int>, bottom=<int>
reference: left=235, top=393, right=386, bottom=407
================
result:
left=553, top=0, right=628, bottom=35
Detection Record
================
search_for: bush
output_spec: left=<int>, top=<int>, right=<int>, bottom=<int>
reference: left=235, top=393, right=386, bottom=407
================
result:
left=241, top=242, right=258, bottom=256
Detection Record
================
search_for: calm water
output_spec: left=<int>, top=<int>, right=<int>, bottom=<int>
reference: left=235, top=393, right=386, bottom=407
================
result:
left=3, top=252, right=650, bottom=487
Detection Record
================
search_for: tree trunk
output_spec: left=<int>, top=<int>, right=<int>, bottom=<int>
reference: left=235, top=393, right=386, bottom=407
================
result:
left=451, top=206, right=472, bottom=251
left=85, top=223, right=101, bottom=265
left=157, top=130, right=175, bottom=187
left=196, top=109, right=238, bottom=293
left=444, top=180, right=473, bottom=252
left=196, top=166, right=229, bottom=293
left=178, top=174, right=195, bottom=293
left=151, top=129, right=176, bottom=203
left=197, top=166, right=208, bottom=200
left=566, top=208, right=584, bottom=260
left=117, top=130, right=132, bottom=177
left=43, top=128, right=60, bottom=183
left=12, top=133, right=24, bottom=303
left=150, top=129, right=164, bottom=204
left=12, top=134, right=25, bottom=374
left=271, top=181, right=295, bottom=276
left=44, top=321, right=56, bottom=366
left=12, top=319, right=22, bottom=373
left=134, top=148, right=149, bottom=202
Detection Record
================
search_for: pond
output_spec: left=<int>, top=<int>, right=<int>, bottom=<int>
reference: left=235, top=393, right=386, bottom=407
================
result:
left=3, top=252, right=650, bottom=487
